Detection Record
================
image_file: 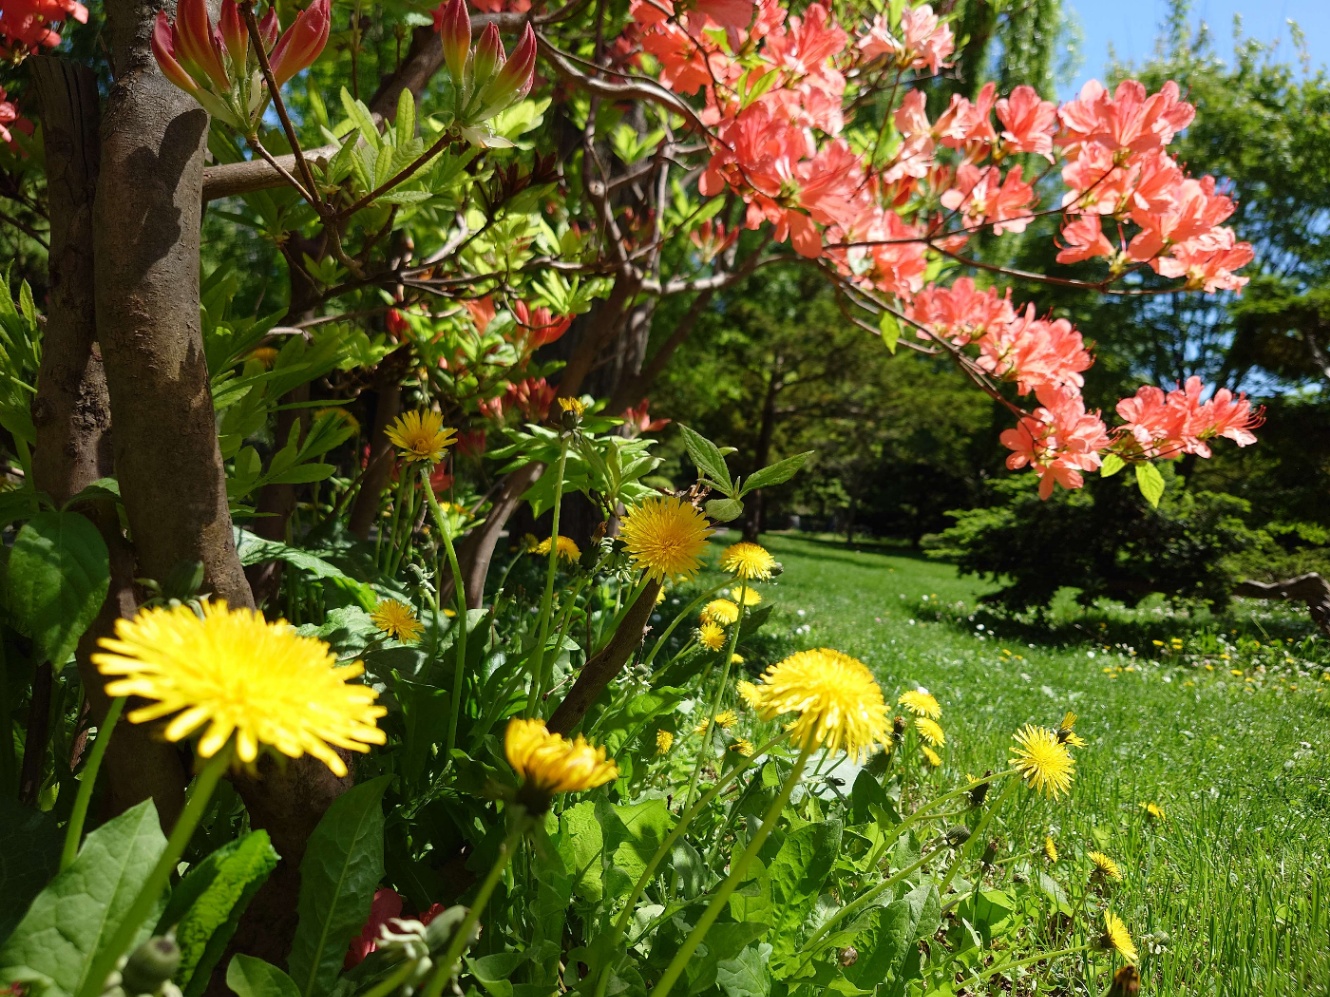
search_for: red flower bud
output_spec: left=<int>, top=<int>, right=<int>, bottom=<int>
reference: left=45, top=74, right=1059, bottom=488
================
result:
left=480, top=22, right=535, bottom=107
left=432, top=0, right=470, bottom=89
left=471, top=22, right=504, bottom=88
left=218, top=0, right=248, bottom=75
left=174, top=0, right=230, bottom=91
left=268, top=0, right=331, bottom=87
left=257, top=7, right=280, bottom=52
left=151, top=11, right=203, bottom=95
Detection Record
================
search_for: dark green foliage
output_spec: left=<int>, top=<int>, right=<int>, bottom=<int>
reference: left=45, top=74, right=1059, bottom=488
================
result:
left=924, top=470, right=1267, bottom=612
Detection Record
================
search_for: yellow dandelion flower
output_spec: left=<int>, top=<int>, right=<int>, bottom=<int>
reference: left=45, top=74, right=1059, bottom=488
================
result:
left=730, top=653, right=745, bottom=665
left=730, top=587, right=762, bottom=607
left=1010, top=724, right=1076, bottom=799
left=535, top=535, right=582, bottom=563
left=693, top=718, right=712, bottom=735
left=1140, top=801, right=1166, bottom=821
left=720, top=542, right=777, bottom=581
left=729, top=739, right=755, bottom=757
left=754, top=648, right=891, bottom=762
left=1101, top=911, right=1138, bottom=963
left=697, top=621, right=727, bottom=651
left=1044, top=835, right=1058, bottom=864
left=370, top=599, right=424, bottom=643
left=914, top=716, right=945, bottom=747
left=557, top=396, right=587, bottom=417
left=714, top=709, right=739, bottom=730
left=93, top=601, right=386, bottom=777
left=505, top=718, right=618, bottom=811
left=897, top=689, right=941, bottom=719
left=736, top=680, right=762, bottom=709
left=619, top=497, right=711, bottom=581
left=701, top=598, right=740, bottom=626
left=1089, top=851, right=1122, bottom=881
left=1057, top=710, right=1087, bottom=747
left=385, top=410, right=458, bottom=464
left=656, top=587, right=668, bottom=605
left=656, top=729, right=674, bottom=755
left=247, top=346, right=279, bottom=368
left=921, top=745, right=942, bottom=767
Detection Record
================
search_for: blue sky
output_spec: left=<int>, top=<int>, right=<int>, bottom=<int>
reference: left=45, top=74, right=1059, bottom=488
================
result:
left=1065, top=0, right=1330, bottom=90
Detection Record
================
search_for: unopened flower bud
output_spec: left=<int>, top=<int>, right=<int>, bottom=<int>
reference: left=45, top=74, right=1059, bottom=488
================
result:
left=268, top=0, right=331, bottom=87
left=944, top=825, right=970, bottom=847
left=478, top=22, right=535, bottom=109
left=120, top=937, right=181, bottom=996
left=175, top=0, right=230, bottom=90
left=151, top=12, right=203, bottom=96
left=432, top=0, right=471, bottom=89
left=218, top=0, right=248, bottom=75
left=471, top=22, right=505, bottom=90
left=257, top=7, right=280, bottom=52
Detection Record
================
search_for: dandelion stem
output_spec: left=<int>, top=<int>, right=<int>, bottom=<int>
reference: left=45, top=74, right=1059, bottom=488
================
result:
left=527, top=441, right=570, bottom=716
left=650, top=741, right=814, bottom=997
left=421, top=818, right=528, bottom=997
left=80, top=746, right=233, bottom=997
left=939, top=777, right=1017, bottom=895
left=420, top=468, right=469, bottom=763
left=61, top=697, right=125, bottom=872
left=681, top=595, right=748, bottom=811
left=641, top=579, right=730, bottom=667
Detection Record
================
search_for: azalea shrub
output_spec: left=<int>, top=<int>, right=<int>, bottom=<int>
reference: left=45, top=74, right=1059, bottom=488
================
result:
left=0, top=0, right=1268, bottom=993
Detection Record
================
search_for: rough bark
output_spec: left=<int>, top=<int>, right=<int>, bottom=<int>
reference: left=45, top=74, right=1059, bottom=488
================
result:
left=1233, top=573, right=1330, bottom=638
left=547, top=578, right=662, bottom=735
left=30, top=56, right=189, bottom=825
left=93, top=0, right=253, bottom=607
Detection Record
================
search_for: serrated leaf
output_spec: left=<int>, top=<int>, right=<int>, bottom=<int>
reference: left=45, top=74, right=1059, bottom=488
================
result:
left=288, top=776, right=390, bottom=997
left=227, top=956, right=301, bottom=997
left=5, top=510, right=110, bottom=665
left=716, top=942, right=773, bottom=997
left=1100, top=452, right=1125, bottom=477
left=739, top=451, right=813, bottom=497
left=0, top=800, right=166, bottom=997
left=679, top=424, right=734, bottom=494
left=1135, top=461, right=1165, bottom=508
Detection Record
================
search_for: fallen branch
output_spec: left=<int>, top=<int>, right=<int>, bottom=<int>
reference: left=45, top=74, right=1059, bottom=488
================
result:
left=1233, top=572, right=1330, bottom=638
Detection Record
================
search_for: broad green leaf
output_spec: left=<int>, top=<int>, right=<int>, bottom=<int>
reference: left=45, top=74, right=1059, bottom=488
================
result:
left=766, top=821, right=842, bottom=932
left=0, top=800, right=166, bottom=997
left=161, top=832, right=280, bottom=995
left=1100, top=452, right=1125, bottom=477
left=739, top=451, right=814, bottom=496
left=716, top=942, right=773, bottom=997
left=599, top=798, right=674, bottom=901
left=227, top=955, right=301, bottom=997
left=705, top=498, right=745, bottom=523
left=678, top=424, right=734, bottom=494
left=5, top=510, right=109, bottom=665
left=0, top=798, right=62, bottom=940
left=1135, top=460, right=1166, bottom=508
left=234, top=529, right=375, bottom=607
left=878, top=311, right=901, bottom=354
left=288, top=776, right=390, bottom=997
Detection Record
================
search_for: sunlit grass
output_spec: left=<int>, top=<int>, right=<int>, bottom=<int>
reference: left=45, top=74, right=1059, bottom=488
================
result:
left=726, top=532, right=1330, bottom=996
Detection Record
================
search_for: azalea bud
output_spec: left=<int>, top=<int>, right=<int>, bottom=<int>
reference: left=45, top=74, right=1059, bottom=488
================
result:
left=480, top=22, right=535, bottom=106
left=151, top=11, right=203, bottom=95
left=218, top=0, right=247, bottom=75
left=471, top=22, right=504, bottom=89
left=257, top=7, right=280, bottom=52
left=174, top=0, right=230, bottom=91
left=433, top=0, right=471, bottom=89
left=268, top=0, right=331, bottom=87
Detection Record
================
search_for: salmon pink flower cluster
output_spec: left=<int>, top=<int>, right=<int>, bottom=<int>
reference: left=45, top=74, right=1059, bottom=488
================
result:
left=1116, top=377, right=1262, bottom=460
left=0, top=0, right=87, bottom=55
left=150, top=0, right=331, bottom=131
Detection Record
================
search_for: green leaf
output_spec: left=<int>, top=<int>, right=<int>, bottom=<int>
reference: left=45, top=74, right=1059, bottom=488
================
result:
left=162, top=832, right=280, bottom=995
left=878, top=311, right=901, bottom=354
left=678, top=424, right=734, bottom=494
left=739, top=451, right=813, bottom=496
left=0, top=800, right=166, bottom=997
left=1100, top=452, right=1125, bottom=477
left=716, top=942, right=773, bottom=997
left=766, top=821, right=842, bottom=932
left=288, top=776, right=390, bottom=997
left=705, top=498, right=745, bottom=523
left=5, top=510, right=109, bottom=665
left=1135, top=461, right=1166, bottom=508
left=227, top=955, right=301, bottom=997
left=0, top=799, right=62, bottom=941
left=234, top=530, right=375, bottom=608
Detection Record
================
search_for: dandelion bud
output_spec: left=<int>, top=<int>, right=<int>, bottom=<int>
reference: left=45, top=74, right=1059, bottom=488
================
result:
left=268, top=0, right=331, bottom=87
left=174, top=0, right=230, bottom=91
left=151, top=12, right=203, bottom=95
left=120, top=937, right=181, bottom=996
left=944, top=825, right=970, bottom=847
left=432, top=0, right=471, bottom=88
left=471, top=22, right=505, bottom=89
left=218, top=0, right=248, bottom=75
left=980, top=837, right=1001, bottom=868
left=1107, top=966, right=1140, bottom=997
left=967, top=770, right=991, bottom=807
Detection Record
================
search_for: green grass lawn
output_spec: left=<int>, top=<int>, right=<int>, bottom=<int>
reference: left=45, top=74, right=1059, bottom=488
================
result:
left=734, top=532, right=1330, bottom=996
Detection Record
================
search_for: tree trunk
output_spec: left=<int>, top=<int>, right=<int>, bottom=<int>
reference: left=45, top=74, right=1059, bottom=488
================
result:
left=30, top=56, right=189, bottom=825
left=741, top=358, right=783, bottom=543
left=93, top=0, right=252, bottom=608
